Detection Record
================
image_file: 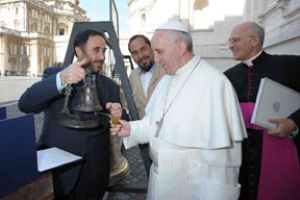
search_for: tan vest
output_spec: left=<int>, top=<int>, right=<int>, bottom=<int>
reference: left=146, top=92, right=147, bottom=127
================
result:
left=129, top=64, right=165, bottom=119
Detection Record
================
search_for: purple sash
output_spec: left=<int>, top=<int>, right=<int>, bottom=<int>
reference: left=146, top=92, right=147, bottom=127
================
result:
left=240, top=103, right=300, bottom=200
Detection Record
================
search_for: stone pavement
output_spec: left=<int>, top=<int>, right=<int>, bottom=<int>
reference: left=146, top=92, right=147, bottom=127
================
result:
left=1, top=76, right=148, bottom=200
left=0, top=75, right=42, bottom=103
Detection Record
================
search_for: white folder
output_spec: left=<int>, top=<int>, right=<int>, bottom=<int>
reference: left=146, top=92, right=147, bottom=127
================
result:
left=37, top=147, right=83, bottom=173
left=251, top=78, right=300, bottom=129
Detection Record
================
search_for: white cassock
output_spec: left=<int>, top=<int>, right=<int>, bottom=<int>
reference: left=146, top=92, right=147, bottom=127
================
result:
left=124, top=55, right=247, bottom=200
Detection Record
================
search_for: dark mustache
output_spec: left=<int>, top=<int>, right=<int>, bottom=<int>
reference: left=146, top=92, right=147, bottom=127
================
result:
left=94, top=60, right=104, bottom=65
left=138, top=56, right=149, bottom=63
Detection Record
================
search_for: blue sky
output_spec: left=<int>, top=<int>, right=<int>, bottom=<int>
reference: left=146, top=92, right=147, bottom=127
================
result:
left=80, top=0, right=130, bottom=33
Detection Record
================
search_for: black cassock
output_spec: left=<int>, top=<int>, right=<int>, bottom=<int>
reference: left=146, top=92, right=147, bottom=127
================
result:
left=225, top=51, right=300, bottom=200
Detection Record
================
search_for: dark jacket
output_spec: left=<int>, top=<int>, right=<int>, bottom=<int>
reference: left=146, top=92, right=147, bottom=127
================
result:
left=19, top=66, right=125, bottom=197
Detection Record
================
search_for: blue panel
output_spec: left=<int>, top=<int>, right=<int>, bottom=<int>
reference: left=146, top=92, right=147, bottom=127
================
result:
left=0, top=107, right=6, bottom=120
left=0, top=114, right=39, bottom=198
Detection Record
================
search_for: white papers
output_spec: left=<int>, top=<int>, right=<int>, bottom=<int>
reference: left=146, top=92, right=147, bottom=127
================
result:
left=37, top=147, right=83, bottom=173
left=251, top=78, right=300, bottom=129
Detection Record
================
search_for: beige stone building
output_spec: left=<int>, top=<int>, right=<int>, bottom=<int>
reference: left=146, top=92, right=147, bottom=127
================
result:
left=0, top=0, right=88, bottom=76
left=121, top=0, right=300, bottom=71
left=1, top=0, right=299, bottom=75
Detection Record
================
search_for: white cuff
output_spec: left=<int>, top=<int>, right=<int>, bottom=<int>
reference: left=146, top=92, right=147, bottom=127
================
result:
left=56, top=72, right=67, bottom=92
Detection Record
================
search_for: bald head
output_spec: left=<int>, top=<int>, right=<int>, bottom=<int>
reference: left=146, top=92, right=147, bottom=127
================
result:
left=229, top=22, right=265, bottom=61
left=234, top=22, right=265, bottom=46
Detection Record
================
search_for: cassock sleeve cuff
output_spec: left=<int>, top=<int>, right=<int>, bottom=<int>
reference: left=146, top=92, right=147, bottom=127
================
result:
left=123, top=120, right=151, bottom=149
left=291, top=125, right=299, bottom=138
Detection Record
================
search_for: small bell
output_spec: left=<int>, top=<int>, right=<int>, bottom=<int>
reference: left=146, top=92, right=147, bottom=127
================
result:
left=77, top=75, right=103, bottom=112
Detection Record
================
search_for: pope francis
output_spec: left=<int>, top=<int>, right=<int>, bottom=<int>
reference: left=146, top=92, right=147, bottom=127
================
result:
left=110, top=21, right=247, bottom=200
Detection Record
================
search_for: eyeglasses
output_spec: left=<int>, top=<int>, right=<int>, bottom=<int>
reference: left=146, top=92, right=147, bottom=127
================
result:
left=228, top=35, right=254, bottom=45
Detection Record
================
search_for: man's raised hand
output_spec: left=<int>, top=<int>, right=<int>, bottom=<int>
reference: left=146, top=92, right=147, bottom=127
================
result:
left=60, top=58, right=89, bottom=85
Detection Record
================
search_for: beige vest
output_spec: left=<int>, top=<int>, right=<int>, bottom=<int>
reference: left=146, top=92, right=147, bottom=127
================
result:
left=129, top=64, right=165, bottom=119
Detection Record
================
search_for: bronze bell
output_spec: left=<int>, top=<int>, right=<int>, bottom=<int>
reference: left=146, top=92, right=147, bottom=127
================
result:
left=77, top=74, right=103, bottom=112
left=58, top=62, right=103, bottom=129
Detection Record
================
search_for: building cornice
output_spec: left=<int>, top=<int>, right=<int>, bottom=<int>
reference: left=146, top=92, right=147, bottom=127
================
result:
left=27, top=0, right=54, bottom=13
left=0, top=26, right=53, bottom=40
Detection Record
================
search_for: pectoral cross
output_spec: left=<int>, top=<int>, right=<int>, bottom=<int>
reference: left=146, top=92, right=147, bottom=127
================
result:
left=155, top=114, right=165, bottom=137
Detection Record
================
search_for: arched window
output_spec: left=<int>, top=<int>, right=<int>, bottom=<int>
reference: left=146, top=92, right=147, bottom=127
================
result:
left=9, top=57, right=17, bottom=75
left=21, top=59, right=29, bottom=75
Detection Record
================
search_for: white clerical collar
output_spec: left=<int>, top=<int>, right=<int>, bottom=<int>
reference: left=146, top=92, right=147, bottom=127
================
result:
left=243, top=50, right=263, bottom=67
left=174, top=54, right=199, bottom=76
